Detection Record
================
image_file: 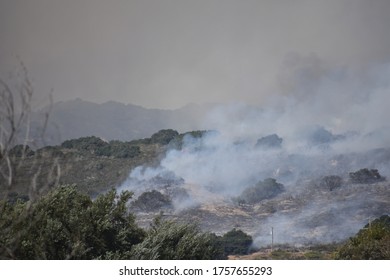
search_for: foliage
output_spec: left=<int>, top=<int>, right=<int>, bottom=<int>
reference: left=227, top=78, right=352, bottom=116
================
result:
left=1, top=186, right=229, bottom=260
left=236, top=178, right=285, bottom=204
left=303, top=250, right=323, bottom=260
left=95, top=141, right=141, bottom=158
left=5, top=191, right=29, bottom=204
left=270, top=249, right=293, bottom=260
left=61, top=136, right=140, bottom=158
left=0, top=186, right=145, bottom=259
left=150, top=129, right=179, bottom=145
left=127, top=129, right=180, bottom=146
left=168, top=130, right=210, bottom=150
left=8, top=145, right=35, bottom=157
left=61, top=136, right=107, bottom=151
left=349, top=168, right=385, bottom=184
left=308, top=126, right=336, bottom=144
left=255, top=134, right=283, bottom=149
left=131, top=190, right=172, bottom=211
left=336, top=215, right=390, bottom=259
left=131, top=216, right=223, bottom=260
left=183, top=130, right=209, bottom=139
left=220, top=228, right=253, bottom=256
left=318, top=175, right=343, bottom=191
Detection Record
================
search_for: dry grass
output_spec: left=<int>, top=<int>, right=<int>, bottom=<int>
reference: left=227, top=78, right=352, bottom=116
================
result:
left=229, top=244, right=338, bottom=260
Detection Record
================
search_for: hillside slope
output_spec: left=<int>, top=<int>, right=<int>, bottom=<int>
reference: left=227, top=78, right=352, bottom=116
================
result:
left=3, top=129, right=390, bottom=248
left=31, top=99, right=214, bottom=146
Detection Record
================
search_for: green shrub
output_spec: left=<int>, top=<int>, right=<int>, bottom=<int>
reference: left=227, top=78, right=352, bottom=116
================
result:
left=131, top=190, right=172, bottom=211
left=0, top=186, right=145, bottom=259
left=168, top=130, right=210, bottom=150
left=95, top=141, right=140, bottom=158
left=220, top=228, right=253, bottom=256
left=318, top=175, right=343, bottom=191
left=270, top=249, right=292, bottom=260
left=0, top=185, right=226, bottom=260
left=255, top=134, right=283, bottom=149
left=9, top=145, right=35, bottom=157
left=61, top=136, right=140, bottom=158
left=150, top=129, right=179, bottom=145
left=236, top=178, right=285, bottom=204
left=336, top=215, right=390, bottom=259
left=61, top=136, right=108, bottom=152
left=349, top=168, right=385, bottom=184
left=6, top=192, right=29, bottom=204
left=131, top=217, right=222, bottom=260
left=303, top=251, right=323, bottom=260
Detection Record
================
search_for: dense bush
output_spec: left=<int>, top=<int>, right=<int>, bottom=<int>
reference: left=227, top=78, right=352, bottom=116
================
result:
left=0, top=186, right=145, bottom=259
left=236, top=178, right=285, bottom=204
left=0, top=186, right=226, bottom=260
left=318, top=175, right=343, bottom=191
left=61, top=136, right=107, bottom=151
left=255, top=134, right=283, bottom=149
left=61, top=137, right=140, bottom=158
left=131, top=217, right=222, bottom=260
left=6, top=192, right=29, bottom=204
left=220, top=228, right=253, bottom=256
left=349, top=168, right=385, bottom=184
left=168, top=130, right=210, bottom=150
left=9, top=145, right=35, bottom=157
left=150, top=129, right=179, bottom=145
left=336, top=215, right=390, bottom=259
left=95, top=141, right=141, bottom=158
left=131, top=190, right=172, bottom=211
left=308, top=126, right=335, bottom=144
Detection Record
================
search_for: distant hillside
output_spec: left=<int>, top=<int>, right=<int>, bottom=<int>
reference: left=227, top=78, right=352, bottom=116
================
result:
left=1, top=129, right=184, bottom=199
left=31, top=99, right=214, bottom=146
left=3, top=127, right=390, bottom=251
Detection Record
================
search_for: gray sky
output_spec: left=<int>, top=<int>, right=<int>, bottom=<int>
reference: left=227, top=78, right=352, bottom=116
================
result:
left=1, top=0, right=390, bottom=109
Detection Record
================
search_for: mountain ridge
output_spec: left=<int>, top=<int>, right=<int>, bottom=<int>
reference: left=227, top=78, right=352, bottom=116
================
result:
left=31, top=98, right=215, bottom=146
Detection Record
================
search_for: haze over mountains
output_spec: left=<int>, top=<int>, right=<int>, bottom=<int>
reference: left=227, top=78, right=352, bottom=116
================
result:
left=32, top=99, right=214, bottom=146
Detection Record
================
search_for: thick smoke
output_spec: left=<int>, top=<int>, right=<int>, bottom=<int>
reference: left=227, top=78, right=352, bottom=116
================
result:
left=119, top=61, right=390, bottom=245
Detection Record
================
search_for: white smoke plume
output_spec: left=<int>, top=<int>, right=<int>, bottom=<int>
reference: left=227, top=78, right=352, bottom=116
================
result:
left=119, top=60, right=390, bottom=245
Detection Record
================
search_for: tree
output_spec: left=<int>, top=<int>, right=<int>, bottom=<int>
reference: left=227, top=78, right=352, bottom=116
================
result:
left=168, top=130, right=210, bottom=150
left=220, top=228, right=253, bottom=256
left=318, top=175, right=343, bottom=191
left=336, top=215, right=390, bottom=259
left=130, top=216, right=222, bottom=260
left=150, top=129, right=179, bottom=145
left=236, top=178, right=285, bottom=204
left=349, top=168, right=385, bottom=184
left=131, top=190, right=172, bottom=211
left=255, top=134, right=283, bottom=149
left=95, top=141, right=141, bottom=158
left=61, top=136, right=107, bottom=152
left=0, top=186, right=145, bottom=259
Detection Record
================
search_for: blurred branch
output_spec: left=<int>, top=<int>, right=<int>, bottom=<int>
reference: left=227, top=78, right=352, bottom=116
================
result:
left=0, top=62, right=56, bottom=195
left=0, top=62, right=59, bottom=259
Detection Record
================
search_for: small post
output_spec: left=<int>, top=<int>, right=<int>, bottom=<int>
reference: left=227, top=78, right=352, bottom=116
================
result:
left=271, top=227, right=274, bottom=253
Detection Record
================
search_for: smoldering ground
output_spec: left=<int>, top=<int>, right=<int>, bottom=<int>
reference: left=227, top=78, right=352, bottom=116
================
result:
left=119, top=62, right=390, bottom=246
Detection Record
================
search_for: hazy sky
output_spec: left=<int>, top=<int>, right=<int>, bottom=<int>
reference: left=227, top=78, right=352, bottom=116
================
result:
left=1, top=0, right=390, bottom=109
